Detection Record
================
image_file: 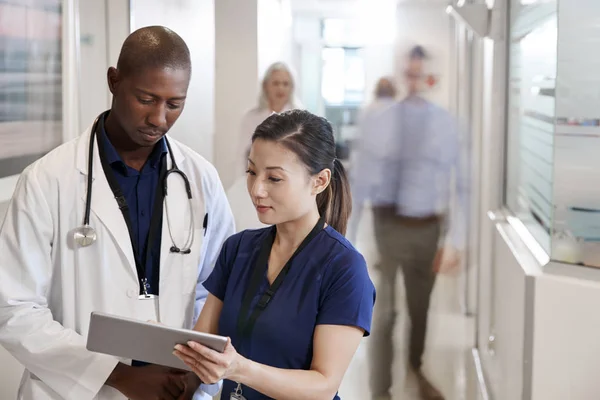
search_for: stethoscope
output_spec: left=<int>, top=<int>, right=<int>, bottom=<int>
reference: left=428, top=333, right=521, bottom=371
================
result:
left=74, top=114, right=195, bottom=255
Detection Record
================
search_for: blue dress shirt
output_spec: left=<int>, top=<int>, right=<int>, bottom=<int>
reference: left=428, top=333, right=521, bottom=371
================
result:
left=99, top=114, right=167, bottom=295
left=349, top=96, right=469, bottom=249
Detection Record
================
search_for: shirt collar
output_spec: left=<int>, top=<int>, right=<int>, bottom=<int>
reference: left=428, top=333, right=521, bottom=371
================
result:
left=99, top=112, right=168, bottom=171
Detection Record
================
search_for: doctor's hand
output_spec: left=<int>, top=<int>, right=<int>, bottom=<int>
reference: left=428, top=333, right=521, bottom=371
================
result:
left=177, top=373, right=202, bottom=400
left=173, top=338, right=245, bottom=384
left=106, top=363, right=187, bottom=400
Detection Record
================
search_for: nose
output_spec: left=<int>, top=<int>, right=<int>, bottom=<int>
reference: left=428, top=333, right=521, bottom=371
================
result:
left=249, top=177, right=268, bottom=199
left=146, top=103, right=167, bottom=128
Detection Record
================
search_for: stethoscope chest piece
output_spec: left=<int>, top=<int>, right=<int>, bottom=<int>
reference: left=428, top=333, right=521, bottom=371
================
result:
left=74, top=225, right=97, bottom=247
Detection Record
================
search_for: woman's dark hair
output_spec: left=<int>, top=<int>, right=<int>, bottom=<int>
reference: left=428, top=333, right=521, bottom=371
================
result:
left=252, top=109, right=352, bottom=235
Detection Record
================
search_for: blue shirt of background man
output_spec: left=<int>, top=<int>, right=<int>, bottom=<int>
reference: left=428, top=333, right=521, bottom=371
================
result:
left=99, top=114, right=167, bottom=295
left=203, top=226, right=376, bottom=400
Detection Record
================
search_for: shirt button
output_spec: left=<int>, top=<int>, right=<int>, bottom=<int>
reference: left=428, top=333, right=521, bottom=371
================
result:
left=140, top=210, right=145, bottom=217
left=127, top=288, right=137, bottom=298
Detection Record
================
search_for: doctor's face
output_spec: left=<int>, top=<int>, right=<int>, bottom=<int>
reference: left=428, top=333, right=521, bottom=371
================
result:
left=264, top=70, right=292, bottom=108
left=247, top=139, right=318, bottom=225
left=108, top=66, right=189, bottom=147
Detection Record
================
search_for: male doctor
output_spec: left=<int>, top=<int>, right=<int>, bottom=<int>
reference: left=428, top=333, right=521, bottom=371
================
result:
left=0, top=26, right=234, bottom=400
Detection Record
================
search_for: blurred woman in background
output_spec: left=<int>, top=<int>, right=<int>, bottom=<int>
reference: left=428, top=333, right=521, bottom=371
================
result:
left=228, top=62, right=301, bottom=231
left=237, top=62, right=301, bottom=174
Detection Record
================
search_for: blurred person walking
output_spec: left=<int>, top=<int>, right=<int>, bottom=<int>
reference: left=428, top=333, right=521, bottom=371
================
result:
left=362, top=46, right=469, bottom=400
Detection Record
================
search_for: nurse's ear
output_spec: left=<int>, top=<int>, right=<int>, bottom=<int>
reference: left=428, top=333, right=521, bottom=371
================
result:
left=106, top=67, right=122, bottom=95
left=311, top=168, right=331, bottom=196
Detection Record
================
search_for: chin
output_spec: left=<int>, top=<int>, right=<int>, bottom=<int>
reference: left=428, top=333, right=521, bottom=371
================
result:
left=257, top=214, right=275, bottom=225
left=256, top=211, right=285, bottom=226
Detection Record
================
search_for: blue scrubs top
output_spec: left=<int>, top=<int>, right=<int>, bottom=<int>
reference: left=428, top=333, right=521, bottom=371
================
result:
left=203, top=225, right=376, bottom=400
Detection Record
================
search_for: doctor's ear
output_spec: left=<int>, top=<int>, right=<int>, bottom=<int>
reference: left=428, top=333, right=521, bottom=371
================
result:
left=311, top=168, right=331, bottom=196
left=107, top=67, right=121, bottom=95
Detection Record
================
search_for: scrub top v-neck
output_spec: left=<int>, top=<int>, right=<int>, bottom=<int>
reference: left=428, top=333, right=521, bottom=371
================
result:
left=203, top=225, right=376, bottom=400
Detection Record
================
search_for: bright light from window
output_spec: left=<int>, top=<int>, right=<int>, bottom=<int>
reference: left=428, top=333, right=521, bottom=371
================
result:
left=321, top=47, right=365, bottom=105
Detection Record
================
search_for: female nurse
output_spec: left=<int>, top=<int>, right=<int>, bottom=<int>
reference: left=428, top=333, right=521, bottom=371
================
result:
left=174, top=109, right=376, bottom=400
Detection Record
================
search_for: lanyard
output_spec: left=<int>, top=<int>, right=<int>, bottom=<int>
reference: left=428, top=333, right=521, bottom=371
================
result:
left=236, top=216, right=325, bottom=340
left=96, top=127, right=167, bottom=296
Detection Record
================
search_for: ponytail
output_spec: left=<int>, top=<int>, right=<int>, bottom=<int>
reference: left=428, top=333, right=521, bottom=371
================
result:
left=317, top=159, right=352, bottom=236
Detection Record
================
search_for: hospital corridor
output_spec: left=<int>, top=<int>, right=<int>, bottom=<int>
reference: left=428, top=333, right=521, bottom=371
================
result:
left=1, top=0, right=600, bottom=399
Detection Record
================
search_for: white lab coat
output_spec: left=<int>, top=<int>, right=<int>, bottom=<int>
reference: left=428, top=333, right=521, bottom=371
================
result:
left=0, top=124, right=235, bottom=400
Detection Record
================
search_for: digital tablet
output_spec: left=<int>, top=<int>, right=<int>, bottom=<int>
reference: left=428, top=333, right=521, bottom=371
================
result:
left=86, top=311, right=228, bottom=371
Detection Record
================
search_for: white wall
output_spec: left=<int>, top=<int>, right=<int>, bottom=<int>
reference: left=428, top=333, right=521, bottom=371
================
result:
left=258, top=0, right=293, bottom=77
left=130, top=0, right=216, bottom=162
left=214, top=0, right=259, bottom=190
left=532, top=270, right=600, bottom=400
left=78, top=0, right=130, bottom=134
left=214, top=0, right=295, bottom=189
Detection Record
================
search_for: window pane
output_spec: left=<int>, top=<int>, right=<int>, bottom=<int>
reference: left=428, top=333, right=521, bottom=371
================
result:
left=0, top=0, right=63, bottom=178
left=505, top=0, right=557, bottom=253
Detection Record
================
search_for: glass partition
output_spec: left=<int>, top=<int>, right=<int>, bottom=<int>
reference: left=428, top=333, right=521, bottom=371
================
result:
left=552, top=0, right=600, bottom=267
left=505, top=0, right=600, bottom=268
left=505, top=0, right=557, bottom=254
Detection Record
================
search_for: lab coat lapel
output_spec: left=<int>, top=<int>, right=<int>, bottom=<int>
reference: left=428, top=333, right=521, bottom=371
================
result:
left=158, top=137, right=188, bottom=278
left=76, top=127, right=138, bottom=280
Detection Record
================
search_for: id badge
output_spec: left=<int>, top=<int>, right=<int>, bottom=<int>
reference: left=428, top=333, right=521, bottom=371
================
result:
left=230, top=383, right=246, bottom=400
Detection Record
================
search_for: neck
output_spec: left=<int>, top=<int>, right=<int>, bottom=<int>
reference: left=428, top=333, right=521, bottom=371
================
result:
left=269, top=101, right=287, bottom=113
left=104, top=112, right=154, bottom=170
left=274, top=208, right=321, bottom=252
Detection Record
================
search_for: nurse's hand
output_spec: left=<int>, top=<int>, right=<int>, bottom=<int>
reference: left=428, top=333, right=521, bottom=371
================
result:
left=173, top=338, right=244, bottom=384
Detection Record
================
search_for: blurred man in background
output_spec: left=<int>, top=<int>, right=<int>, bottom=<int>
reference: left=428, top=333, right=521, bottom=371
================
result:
left=348, top=76, right=398, bottom=245
left=359, top=46, right=468, bottom=400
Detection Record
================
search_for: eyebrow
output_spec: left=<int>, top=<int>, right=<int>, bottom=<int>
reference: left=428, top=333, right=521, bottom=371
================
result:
left=248, top=158, right=286, bottom=171
left=135, top=88, right=187, bottom=101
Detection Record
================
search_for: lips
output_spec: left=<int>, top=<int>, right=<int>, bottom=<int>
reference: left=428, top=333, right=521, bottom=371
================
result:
left=139, top=130, right=163, bottom=137
left=256, top=205, right=271, bottom=213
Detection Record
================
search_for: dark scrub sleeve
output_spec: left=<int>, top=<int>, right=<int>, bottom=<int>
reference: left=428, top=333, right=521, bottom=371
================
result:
left=316, top=250, right=376, bottom=336
left=202, top=232, right=242, bottom=301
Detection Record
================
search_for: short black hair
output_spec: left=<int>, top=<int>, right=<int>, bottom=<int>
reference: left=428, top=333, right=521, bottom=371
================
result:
left=116, top=26, right=191, bottom=78
left=409, top=45, right=427, bottom=60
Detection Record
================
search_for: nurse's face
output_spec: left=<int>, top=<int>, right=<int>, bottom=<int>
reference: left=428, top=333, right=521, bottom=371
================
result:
left=247, top=139, right=322, bottom=225
left=108, top=66, right=189, bottom=148
left=264, top=70, right=292, bottom=109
